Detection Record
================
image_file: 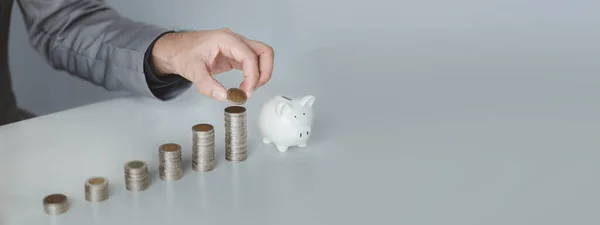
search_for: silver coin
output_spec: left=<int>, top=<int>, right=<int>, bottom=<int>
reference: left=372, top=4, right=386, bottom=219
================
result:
left=124, top=160, right=150, bottom=191
left=224, top=106, right=248, bottom=162
left=192, top=160, right=216, bottom=171
left=43, top=194, right=69, bottom=215
left=84, top=177, right=109, bottom=202
left=158, top=143, right=183, bottom=181
left=192, top=123, right=217, bottom=172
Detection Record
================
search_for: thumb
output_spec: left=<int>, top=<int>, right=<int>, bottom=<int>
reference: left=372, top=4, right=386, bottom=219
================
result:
left=191, top=64, right=227, bottom=101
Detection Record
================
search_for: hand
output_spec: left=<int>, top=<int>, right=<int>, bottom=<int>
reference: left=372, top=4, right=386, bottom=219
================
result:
left=150, top=28, right=274, bottom=101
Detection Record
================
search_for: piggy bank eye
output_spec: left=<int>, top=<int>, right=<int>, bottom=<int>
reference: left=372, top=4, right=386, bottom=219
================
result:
left=294, top=116, right=297, bottom=118
left=303, top=113, right=305, bottom=115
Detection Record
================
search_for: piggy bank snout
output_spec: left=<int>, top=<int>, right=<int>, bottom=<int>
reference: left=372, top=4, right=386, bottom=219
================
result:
left=297, top=126, right=311, bottom=139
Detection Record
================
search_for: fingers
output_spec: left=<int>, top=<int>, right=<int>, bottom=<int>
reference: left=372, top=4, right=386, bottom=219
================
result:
left=227, top=58, right=243, bottom=70
left=242, top=38, right=274, bottom=89
left=189, top=63, right=227, bottom=101
left=185, top=28, right=274, bottom=100
left=217, top=33, right=260, bottom=97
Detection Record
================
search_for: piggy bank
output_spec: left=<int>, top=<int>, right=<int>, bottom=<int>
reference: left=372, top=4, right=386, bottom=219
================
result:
left=258, top=95, right=316, bottom=152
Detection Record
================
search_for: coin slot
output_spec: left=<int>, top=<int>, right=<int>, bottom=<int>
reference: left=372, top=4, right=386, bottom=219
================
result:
left=127, top=161, right=145, bottom=169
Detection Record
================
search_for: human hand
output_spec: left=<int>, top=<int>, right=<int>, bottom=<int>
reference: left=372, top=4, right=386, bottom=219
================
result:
left=150, top=28, right=274, bottom=101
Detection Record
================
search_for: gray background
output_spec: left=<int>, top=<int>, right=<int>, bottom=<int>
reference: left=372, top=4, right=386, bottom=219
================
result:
left=8, top=0, right=599, bottom=115
left=2, top=1, right=600, bottom=224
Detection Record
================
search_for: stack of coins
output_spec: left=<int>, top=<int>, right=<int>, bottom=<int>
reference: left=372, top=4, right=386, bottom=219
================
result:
left=84, top=177, right=109, bottom=202
left=124, top=160, right=149, bottom=191
left=43, top=194, right=69, bottom=215
left=224, top=106, right=248, bottom=161
left=158, top=143, right=183, bottom=181
left=192, top=124, right=216, bottom=171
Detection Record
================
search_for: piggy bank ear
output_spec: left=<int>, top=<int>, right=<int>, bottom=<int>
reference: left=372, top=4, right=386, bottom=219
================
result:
left=299, top=95, right=315, bottom=108
left=275, top=102, right=292, bottom=117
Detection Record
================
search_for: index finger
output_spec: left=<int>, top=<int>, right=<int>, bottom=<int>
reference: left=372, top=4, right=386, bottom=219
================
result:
left=218, top=33, right=260, bottom=97
left=241, top=38, right=274, bottom=89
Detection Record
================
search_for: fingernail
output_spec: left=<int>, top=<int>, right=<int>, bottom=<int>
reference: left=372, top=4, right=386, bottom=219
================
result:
left=212, top=89, right=226, bottom=101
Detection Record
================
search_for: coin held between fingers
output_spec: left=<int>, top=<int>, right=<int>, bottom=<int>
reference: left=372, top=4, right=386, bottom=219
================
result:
left=227, top=88, right=247, bottom=105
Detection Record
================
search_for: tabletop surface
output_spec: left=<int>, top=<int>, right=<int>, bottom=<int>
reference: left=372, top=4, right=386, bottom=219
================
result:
left=2, top=32, right=600, bottom=224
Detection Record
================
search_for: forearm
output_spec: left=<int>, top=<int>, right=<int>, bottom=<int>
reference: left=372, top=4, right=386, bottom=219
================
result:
left=16, top=0, right=190, bottom=99
left=143, top=32, right=192, bottom=100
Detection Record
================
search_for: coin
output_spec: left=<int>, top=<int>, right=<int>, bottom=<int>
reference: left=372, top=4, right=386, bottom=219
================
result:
left=43, top=194, right=69, bottom=215
left=43, top=194, right=67, bottom=205
left=160, top=143, right=181, bottom=153
left=84, top=176, right=109, bottom=202
left=227, top=88, right=247, bottom=105
left=224, top=105, right=247, bottom=114
left=192, top=123, right=214, bottom=132
left=192, top=123, right=216, bottom=172
left=124, top=160, right=150, bottom=191
left=158, top=143, right=183, bottom=181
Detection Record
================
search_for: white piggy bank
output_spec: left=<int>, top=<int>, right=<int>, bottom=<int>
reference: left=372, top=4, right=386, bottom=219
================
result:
left=258, top=95, right=316, bottom=152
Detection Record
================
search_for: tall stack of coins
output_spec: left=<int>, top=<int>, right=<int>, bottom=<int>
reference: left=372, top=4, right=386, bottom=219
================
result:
left=43, top=194, right=69, bottom=215
left=158, top=143, right=183, bottom=181
left=84, top=177, right=109, bottom=202
left=224, top=106, right=248, bottom=161
left=192, top=124, right=216, bottom=171
left=124, top=160, right=149, bottom=191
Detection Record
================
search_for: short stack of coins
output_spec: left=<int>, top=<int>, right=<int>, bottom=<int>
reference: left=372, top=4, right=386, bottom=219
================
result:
left=224, top=106, right=248, bottom=161
left=84, top=177, right=109, bottom=202
left=43, top=194, right=69, bottom=215
left=192, top=124, right=216, bottom=171
left=158, top=143, right=184, bottom=181
left=124, top=160, right=149, bottom=191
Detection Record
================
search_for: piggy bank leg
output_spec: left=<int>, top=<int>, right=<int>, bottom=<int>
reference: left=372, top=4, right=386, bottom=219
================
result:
left=275, top=144, right=289, bottom=152
left=262, top=137, right=272, bottom=144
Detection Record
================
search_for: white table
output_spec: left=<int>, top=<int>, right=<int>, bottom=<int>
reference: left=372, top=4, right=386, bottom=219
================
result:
left=2, top=41, right=600, bottom=225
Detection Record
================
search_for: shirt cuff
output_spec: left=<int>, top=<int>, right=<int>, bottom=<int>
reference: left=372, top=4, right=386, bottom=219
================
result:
left=143, top=31, right=192, bottom=101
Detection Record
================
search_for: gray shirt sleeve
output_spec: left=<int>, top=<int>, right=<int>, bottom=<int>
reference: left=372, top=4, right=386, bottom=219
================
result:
left=15, top=0, right=191, bottom=100
left=143, top=31, right=192, bottom=100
